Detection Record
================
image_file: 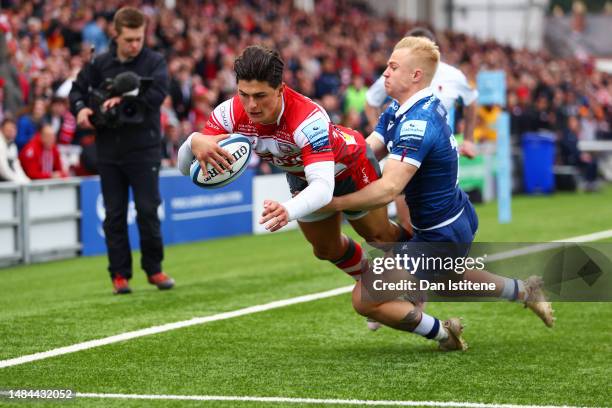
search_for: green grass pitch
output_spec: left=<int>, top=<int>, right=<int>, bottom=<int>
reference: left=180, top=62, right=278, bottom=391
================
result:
left=1, top=187, right=611, bottom=407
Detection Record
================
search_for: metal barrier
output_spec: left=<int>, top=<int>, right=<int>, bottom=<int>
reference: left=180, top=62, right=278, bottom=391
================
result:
left=0, top=183, right=23, bottom=267
left=0, top=179, right=81, bottom=266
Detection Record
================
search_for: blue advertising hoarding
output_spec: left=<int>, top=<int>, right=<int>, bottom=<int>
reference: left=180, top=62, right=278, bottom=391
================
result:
left=80, top=170, right=254, bottom=256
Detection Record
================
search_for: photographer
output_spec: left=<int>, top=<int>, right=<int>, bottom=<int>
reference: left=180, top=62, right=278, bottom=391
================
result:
left=69, top=7, right=174, bottom=295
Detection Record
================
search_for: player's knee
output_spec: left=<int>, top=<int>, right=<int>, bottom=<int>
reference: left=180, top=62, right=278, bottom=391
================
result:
left=351, top=286, right=376, bottom=316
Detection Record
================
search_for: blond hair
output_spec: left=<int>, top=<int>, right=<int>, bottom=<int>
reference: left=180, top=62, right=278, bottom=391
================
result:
left=393, top=36, right=440, bottom=81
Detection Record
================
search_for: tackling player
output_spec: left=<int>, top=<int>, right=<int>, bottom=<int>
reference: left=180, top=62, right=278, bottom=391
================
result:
left=178, top=45, right=408, bottom=283
left=323, top=37, right=554, bottom=350
left=365, top=27, right=479, bottom=239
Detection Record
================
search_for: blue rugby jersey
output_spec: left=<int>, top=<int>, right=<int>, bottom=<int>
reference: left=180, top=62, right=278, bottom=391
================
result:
left=372, top=88, right=469, bottom=230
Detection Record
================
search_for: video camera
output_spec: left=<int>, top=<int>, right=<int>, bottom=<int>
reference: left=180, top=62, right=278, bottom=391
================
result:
left=89, top=71, right=153, bottom=129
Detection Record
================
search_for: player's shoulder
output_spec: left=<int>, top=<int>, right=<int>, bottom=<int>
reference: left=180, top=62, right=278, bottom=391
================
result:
left=388, top=99, right=401, bottom=112
left=284, top=86, right=329, bottom=129
left=436, top=61, right=469, bottom=83
left=415, top=94, right=442, bottom=116
left=208, top=96, right=247, bottom=132
left=398, top=95, right=445, bottom=134
left=284, top=86, right=320, bottom=113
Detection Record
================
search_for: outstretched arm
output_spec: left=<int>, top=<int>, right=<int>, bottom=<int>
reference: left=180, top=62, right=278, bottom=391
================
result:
left=333, top=159, right=417, bottom=212
left=259, top=161, right=335, bottom=232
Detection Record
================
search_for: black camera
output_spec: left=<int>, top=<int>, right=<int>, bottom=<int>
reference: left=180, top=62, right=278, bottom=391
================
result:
left=89, top=72, right=152, bottom=129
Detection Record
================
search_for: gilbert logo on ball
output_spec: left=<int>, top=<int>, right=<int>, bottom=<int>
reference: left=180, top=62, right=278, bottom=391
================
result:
left=190, top=134, right=252, bottom=188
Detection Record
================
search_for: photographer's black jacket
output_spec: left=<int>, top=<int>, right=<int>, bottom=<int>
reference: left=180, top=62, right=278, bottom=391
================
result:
left=69, top=42, right=169, bottom=163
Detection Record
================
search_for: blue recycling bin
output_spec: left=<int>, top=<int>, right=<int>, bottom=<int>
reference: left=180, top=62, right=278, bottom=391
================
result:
left=522, top=132, right=556, bottom=194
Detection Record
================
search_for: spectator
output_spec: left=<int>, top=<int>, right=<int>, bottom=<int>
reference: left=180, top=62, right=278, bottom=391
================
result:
left=0, top=24, right=24, bottom=115
left=161, top=122, right=181, bottom=168
left=82, top=12, right=109, bottom=55
left=18, top=122, right=67, bottom=180
left=45, top=96, right=75, bottom=144
left=16, top=97, right=47, bottom=150
left=343, top=75, right=367, bottom=116
left=0, top=0, right=608, bottom=180
left=559, top=115, right=599, bottom=191
left=474, top=105, right=502, bottom=142
left=314, top=57, right=341, bottom=99
left=0, top=117, right=29, bottom=183
left=169, top=63, right=193, bottom=120
left=188, top=84, right=212, bottom=131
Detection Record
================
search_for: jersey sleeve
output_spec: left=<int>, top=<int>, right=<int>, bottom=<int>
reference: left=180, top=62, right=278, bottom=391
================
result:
left=388, top=114, right=434, bottom=168
left=202, top=98, right=236, bottom=135
left=293, top=111, right=334, bottom=166
left=365, top=75, right=388, bottom=107
left=454, top=70, right=479, bottom=106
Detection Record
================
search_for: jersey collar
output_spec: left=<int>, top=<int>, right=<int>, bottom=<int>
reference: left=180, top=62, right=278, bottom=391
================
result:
left=395, top=87, right=434, bottom=118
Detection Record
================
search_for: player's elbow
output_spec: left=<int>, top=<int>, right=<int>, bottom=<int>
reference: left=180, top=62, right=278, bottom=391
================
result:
left=320, top=185, right=333, bottom=206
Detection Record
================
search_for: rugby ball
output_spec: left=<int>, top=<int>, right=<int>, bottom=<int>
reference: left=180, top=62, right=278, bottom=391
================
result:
left=189, top=134, right=252, bottom=188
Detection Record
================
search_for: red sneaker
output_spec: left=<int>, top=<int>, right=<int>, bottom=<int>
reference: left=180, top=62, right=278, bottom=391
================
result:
left=148, top=272, right=175, bottom=290
left=112, top=276, right=132, bottom=295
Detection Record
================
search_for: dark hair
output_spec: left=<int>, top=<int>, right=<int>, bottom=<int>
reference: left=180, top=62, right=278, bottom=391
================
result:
left=113, top=7, right=146, bottom=35
left=1, top=118, right=16, bottom=127
left=405, top=27, right=437, bottom=43
left=234, top=45, right=284, bottom=88
left=37, top=121, right=54, bottom=132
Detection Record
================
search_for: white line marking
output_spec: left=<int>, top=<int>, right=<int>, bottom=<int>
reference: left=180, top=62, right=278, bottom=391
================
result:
left=171, top=204, right=252, bottom=221
left=1, top=229, right=611, bottom=370
left=0, top=286, right=352, bottom=369
left=72, top=392, right=589, bottom=408
left=485, top=229, right=612, bottom=262
left=553, top=229, right=612, bottom=243
left=485, top=243, right=562, bottom=262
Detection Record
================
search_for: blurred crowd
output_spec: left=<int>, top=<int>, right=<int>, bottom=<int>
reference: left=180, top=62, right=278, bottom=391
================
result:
left=0, top=0, right=611, bottom=183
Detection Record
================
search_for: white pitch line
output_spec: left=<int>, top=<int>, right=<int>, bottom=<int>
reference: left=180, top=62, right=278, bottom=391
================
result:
left=1, top=229, right=611, bottom=370
left=553, top=229, right=612, bottom=243
left=0, top=286, right=352, bottom=369
left=485, top=229, right=612, bottom=262
left=74, top=392, right=589, bottom=408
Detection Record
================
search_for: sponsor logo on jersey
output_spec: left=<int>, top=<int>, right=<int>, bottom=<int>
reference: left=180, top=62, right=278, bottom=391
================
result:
left=275, top=129, right=293, bottom=141
left=277, top=140, right=298, bottom=154
left=361, top=167, right=370, bottom=185
left=421, top=95, right=435, bottom=110
left=301, top=118, right=329, bottom=152
left=237, top=124, right=257, bottom=133
left=340, top=131, right=356, bottom=145
left=436, top=104, right=447, bottom=118
left=400, top=120, right=427, bottom=137
left=207, top=121, right=222, bottom=131
left=219, top=104, right=231, bottom=130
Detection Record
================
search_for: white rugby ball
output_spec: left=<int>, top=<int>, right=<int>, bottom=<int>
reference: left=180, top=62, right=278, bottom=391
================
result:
left=189, top=134, right=252, bottom=188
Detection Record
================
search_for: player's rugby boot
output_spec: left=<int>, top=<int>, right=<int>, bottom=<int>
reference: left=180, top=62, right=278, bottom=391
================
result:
left=439, top=317, right=468, bottom=351
left=523, top=276, right=554, bottom=327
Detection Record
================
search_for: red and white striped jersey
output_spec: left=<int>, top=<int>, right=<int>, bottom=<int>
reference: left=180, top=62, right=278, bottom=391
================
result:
left=203, top=86, right=365, bottom=178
